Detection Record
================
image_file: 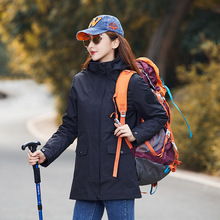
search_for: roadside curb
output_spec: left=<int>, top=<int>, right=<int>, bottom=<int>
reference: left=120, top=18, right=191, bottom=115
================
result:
left=26, top=112, right=76, bottom=150
left=169, top=168, right=220, bottom=189
left=26, top=112, right=57, bottom=142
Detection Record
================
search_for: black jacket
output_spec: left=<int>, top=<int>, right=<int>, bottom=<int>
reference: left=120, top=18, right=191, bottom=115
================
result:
left=41, top=57, right=168, bottom=201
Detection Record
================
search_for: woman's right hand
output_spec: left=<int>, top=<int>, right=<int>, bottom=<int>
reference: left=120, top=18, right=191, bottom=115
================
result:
left=28, top=150, right=46, bottom=165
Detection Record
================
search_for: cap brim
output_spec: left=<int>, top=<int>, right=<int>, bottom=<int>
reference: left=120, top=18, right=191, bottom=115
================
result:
left=76, top=28, right=106, bottom=41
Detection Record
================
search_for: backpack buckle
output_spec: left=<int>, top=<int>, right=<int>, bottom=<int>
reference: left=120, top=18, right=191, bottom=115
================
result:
left=171, top=141, right=178, bottom=151
left=120, top=111, right=126, bottom=117
left=166, top=129, right=171, bottom=138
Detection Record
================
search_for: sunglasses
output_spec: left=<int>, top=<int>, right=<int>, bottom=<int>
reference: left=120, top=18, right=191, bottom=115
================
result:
left=83, top=35, right=102, bottom=47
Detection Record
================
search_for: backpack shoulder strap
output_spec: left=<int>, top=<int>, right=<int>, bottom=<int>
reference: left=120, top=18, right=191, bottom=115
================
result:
left=113, top=70, right=135, bottom=178
left=115, top=70, right=136, bottom=120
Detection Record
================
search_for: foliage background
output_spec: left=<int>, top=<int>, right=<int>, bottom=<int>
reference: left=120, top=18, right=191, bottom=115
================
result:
left=0, top=0, right=219, bottom=175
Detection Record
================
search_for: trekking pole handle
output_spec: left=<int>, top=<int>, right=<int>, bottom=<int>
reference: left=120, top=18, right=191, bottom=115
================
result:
left=21, top=141, right=41, bottom=153
left=21, top=141, right=42, bottom=183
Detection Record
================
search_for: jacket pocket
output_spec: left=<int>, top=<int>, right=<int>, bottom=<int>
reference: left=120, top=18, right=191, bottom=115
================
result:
left=107, top=141, right=132, bottom=155
left=76, top=144, right=88, bottom=156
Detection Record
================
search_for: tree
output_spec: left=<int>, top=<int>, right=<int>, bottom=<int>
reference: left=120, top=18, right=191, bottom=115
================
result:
left=146, top=0, right=192, bottom=79
left=0, top=36, right=10, bottom=77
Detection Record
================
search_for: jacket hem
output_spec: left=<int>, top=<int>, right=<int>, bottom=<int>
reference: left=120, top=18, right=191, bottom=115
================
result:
left=69, top=194, right=142, bottom=201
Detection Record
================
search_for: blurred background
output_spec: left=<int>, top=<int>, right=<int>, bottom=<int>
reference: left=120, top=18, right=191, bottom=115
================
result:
left=0, top=0, right=220, bottom=219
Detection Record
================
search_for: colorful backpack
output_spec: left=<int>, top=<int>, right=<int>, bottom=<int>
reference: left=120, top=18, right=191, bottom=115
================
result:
left=112, top=57, right=192, bottom=194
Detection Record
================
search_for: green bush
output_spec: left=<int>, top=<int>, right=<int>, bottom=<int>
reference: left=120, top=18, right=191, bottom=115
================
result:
left=171, top=41, right=220, bottom=176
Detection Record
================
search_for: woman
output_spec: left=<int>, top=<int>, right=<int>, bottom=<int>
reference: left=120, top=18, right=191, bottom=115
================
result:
left=28, top=15, right=168, bottom=220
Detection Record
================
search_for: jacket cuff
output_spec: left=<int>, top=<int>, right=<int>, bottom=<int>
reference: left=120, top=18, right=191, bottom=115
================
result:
left=131, top=129, right=142, bottom=146
left=40, top=148, right=51, bottom=167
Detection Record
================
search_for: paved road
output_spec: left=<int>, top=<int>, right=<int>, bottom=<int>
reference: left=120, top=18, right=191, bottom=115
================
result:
left=0, top=80, right=220, bottom=220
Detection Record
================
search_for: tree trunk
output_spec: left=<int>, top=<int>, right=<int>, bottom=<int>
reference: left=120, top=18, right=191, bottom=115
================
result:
left=146, top=0, right=192, bottom=80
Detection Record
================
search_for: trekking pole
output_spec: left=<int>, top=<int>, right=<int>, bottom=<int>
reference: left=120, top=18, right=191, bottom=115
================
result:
left=21, top=141, right=43, bottom=220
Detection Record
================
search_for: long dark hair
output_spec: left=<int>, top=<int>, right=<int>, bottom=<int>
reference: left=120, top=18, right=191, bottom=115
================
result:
left=81, top=31, right=140, bottom=75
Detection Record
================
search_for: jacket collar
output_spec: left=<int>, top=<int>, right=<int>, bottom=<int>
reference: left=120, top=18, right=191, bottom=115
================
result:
left=87, top=56, right=128, bottom=81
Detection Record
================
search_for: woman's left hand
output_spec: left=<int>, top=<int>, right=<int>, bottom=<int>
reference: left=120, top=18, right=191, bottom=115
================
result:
left=114, top=123, right=136, bottom=142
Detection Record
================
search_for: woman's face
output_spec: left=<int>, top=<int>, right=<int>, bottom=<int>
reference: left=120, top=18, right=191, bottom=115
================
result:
left=85, top=33, right=119, bottom=63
